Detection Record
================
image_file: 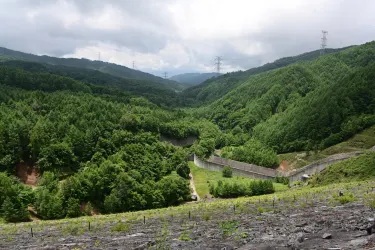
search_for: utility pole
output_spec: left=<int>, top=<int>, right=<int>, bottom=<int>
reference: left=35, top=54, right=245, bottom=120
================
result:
left=320, top=30, right=328, bottom=55
left=163, top=72, right=168, bottom=79
left=214, top=56, right=222, bottom=73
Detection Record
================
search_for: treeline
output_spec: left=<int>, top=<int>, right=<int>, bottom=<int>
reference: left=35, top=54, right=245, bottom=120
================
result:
left=181, top=47, right=348, bottom=105
left=221, top=139, right=279, bottom=168
left=0, top=61, right=186, bottom=107
left=209, top=179, right=274, bottom=198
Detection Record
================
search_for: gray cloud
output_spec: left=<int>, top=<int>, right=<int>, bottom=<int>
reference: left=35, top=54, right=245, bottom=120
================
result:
left=1, top=0, right=375, bottom=75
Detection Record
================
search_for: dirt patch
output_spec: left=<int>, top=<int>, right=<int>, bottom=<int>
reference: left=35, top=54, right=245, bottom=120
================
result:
left=277, top=160, right=292, bottom=172
left=16, top=162, right=39, bottom=187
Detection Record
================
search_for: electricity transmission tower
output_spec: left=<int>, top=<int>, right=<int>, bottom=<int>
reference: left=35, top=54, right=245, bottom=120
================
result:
left=98, top=52, right=101, bottom=61
left=163, top=72, right=168, bottom=79
left=320, top=30, right=328, bottom=55
left=214, top=56, right=222, bottom=73
left=132, top=61, right=135, bottom=69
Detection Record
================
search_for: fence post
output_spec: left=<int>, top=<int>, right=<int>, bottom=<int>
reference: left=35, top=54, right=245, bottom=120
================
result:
left=88, top=222, right=90, bottom=231
left=233, top=205, right=236, bottom=213
left=31, top=227, right=33, bottom=237
left=144, top=216, right=146, bottom=224
left=189, top=211, right=191, bottom=220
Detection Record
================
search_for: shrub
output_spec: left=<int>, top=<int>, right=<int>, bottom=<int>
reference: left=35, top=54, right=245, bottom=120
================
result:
left=334, top=192, right=356, bottom=204
left=66, top=198, right=81, bottom=218
left=176, top=163, right=190, bottom=179
left=274, top=175, right=289, bottom=185
left=222, top=166, right=233, bottom=178
left=210, top=179, right=274, bottom=198
left=110, top=221, right=130, bottom=232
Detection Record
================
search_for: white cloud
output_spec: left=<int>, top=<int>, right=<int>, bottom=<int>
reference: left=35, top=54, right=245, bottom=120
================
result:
left=1, top=0, right=375, bottom=75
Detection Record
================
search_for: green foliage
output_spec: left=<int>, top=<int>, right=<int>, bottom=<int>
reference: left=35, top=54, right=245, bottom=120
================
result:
left=110, top=221, right=130, bottom=232
left=0, top=173, right=32, bottom=222
left=333, top=192, right=357, bottom=204
left=210, top=179, right=274, bottom=198
left=219, top=220, right=239, bottom=237
left=176, top=163, right=190, bottom=179
left=274, top=175, right=290, bottom=185
left=221, top=139, right=279, bottom=168
left=157, top=175, right=191, bottom=206
left=33, top=188, right=65, bottom=220
left=222, top=166, right=233, bottom=178
left=310, top=153, right=375, bottom=186
left=1, top=196, right=29, bottom=222
left=65, top=198, right=82, bottom=218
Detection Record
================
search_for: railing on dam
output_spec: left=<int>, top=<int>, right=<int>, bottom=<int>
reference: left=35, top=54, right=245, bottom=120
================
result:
left=193, top=151, right=365, bottom=181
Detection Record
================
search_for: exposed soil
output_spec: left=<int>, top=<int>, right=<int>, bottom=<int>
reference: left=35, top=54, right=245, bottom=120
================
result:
left=15, top=162, right=39, bottom=187
left=2, top=186, right=375, bottom=250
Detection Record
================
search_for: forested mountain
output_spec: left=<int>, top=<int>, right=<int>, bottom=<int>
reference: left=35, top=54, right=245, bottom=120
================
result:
left=194, top=41, right=375, bottom=153
left=0, top=47, right=184, bottom=92
left=0, top=60, right=186, bottom=107
left=0, top=64, right=233, bottom=221
left=169, top=72, right=221, bottom=86
left=182, top=47, right=350, bottom=105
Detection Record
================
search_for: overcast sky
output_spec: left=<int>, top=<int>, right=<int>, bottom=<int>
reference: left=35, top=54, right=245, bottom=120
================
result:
left=1, top=0, right=375, bottom=76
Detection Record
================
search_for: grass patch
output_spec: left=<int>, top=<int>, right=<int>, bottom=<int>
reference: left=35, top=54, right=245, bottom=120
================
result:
left=110, top=221, right=130, bottom=232
left=189, top=162, right=287, bottom=198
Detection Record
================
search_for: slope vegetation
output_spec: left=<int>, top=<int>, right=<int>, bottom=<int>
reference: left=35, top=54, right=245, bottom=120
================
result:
left=182, top=47, right=349, bottom=105
left=195, top=41, right=375, bottom=153
left=0, top=47, right=184, bottom=91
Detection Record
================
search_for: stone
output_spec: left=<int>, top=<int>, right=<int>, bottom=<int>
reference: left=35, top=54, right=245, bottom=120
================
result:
left=322, top=233, right=332, bottom=239
left=349, top=238, right=368, bottom=247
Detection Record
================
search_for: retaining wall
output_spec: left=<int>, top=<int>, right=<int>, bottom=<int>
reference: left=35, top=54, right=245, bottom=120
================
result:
left=194, top=151, right=365, bottom=182
left=287, top=151, right=364, bottom=182
left=194, top=155, right=276, bottom=179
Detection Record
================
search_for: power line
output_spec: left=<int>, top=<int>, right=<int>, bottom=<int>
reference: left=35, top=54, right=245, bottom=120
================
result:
left=320, top=30, right=328, bottom=55
left=214, top=56, right=222, bottom=73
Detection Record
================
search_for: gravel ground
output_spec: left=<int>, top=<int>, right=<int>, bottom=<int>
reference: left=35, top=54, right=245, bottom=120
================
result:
left=2, top=188, right=375, bottom=249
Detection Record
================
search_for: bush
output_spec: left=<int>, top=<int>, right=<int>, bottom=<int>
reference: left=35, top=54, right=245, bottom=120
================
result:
left=66, top=198, right=81, bottom=218
left=210, top=179, right=274, bottom=198
left=1, top=196, right=29, bottom=222
left=274, top=175, right=289, bottom=185
left=176, top=163, right=190, bottom=179
left=222, top=166, right=233, bottom=178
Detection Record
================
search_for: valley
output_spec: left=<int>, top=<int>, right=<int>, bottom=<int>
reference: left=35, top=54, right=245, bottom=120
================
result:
left=1, top=40, right=375, bottom=249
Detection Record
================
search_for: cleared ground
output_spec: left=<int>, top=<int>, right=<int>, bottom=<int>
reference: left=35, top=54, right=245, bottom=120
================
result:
left=1, top=181, right=375, bottom=249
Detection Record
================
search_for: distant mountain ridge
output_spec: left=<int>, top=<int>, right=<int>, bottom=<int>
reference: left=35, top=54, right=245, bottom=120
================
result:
left=181, top=47, right=353, bottom=104
left=169, top=72, right=221, bottom=86
left=0, top=47, right=184, bottom=92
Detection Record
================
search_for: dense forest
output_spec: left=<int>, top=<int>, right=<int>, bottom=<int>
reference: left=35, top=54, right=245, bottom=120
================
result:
left=194, top=41, right=375, bottom=152
left=0, top=47, right=184, bottom=92
left=1, top=41, right=375, bottom=222
left=181, top=47, right=350, bottom=105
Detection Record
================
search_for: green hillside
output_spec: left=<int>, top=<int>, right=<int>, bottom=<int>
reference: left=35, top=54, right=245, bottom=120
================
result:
left=194, top=41, right=375, bottom=153
left=0, top=47, right=184, bottom=92
left=182, top=47, right=350, bottom=105
left=309, top=152, right=375, bottom=186
left=0, top=60, right=186, bottom=107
